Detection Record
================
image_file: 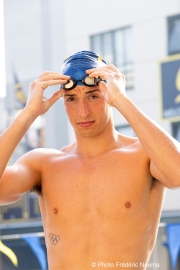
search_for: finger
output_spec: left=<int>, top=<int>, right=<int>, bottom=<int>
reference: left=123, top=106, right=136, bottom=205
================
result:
left=86, top=68, right=116, bottom=80
left=33, top=79, right=69, bottom=92
left=38, top=73, right=70, bottom=82
left=105, top=64, right=120, bottom=73
left=87, top=70, right=111, bottom=80
left=37, top=71, right=70, bottom=80
left=86, top=64, right=119, bottom=74
left=98, top=81, right=108, bottom=93
left=88, top=69, right=125, bottom=82
left=86, top=67, right=108, bottom=74
left=37, top=71, right=59, bottom=80
left=49, top=88, right=65, bottom=107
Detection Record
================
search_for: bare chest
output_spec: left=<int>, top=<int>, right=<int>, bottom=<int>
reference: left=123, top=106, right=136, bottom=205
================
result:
left=40, top=152, right=153, bottom=220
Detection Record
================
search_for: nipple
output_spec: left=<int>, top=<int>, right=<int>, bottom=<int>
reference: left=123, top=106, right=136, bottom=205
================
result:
left=53, top=208, right=58, bottom=214
left=125, top=202, right=131, bottom=208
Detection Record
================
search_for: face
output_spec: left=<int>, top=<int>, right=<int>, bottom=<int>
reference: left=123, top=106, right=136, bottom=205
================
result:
left=63, top=85, right=112, bottom=138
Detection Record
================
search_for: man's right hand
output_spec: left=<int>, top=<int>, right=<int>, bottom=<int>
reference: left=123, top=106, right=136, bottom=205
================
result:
left=26, top=71, right=70, bottom=117
left=0, top=72, right=69, bottom=178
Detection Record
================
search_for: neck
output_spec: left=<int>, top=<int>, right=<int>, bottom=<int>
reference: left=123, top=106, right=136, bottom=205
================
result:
left=73, top=120, right=120, bottom=158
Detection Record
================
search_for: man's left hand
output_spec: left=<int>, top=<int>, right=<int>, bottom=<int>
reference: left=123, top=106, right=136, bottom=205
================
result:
left=86, top=64, right=126, bottom=107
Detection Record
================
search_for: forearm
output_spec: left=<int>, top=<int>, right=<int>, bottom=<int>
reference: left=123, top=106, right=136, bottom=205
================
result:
left=114, top=95, right=180, bottom=185
left=82, top=64, right=180, bottom=185
left=0, top=108, right=37, bottom=177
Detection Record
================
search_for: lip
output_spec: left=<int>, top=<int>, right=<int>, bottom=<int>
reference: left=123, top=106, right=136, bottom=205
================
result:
left=77, top=121, right=95, bottom=127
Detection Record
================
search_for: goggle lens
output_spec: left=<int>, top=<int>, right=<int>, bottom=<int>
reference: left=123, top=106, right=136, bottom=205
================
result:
left=84, top=76, right=97, bottom=85
left=65, top=80, right=75, bottom=89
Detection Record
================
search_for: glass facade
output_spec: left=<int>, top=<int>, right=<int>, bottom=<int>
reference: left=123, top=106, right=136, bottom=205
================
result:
left=115, top=125, right=136, bottom=137
left=172, top=122, right=180, bottom=142
left=168, top=14, right=180, bottom=55
left=91, top=27, right=134, bottom=89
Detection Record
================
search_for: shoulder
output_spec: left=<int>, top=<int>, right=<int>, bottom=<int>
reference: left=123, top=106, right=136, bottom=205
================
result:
left=14, top=148, right=65, bottom=170
left=118, top=133, right=144, bottom=151
left=115, top=133, right=150, bottom=162
left=23, top=143, right=76, bottom=163
left=16, top=141, right=76, bottom=166
left=17, top=148, right=60, bottom=160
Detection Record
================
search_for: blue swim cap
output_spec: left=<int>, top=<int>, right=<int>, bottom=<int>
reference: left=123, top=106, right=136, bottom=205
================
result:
left=61, top=51, right=106, bottom=85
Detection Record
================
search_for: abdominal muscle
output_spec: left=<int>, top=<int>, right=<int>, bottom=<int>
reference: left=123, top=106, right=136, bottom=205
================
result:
left=40, top=190, right=163, bottom=270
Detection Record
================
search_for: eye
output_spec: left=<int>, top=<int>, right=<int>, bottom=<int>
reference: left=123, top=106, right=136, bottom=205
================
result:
left=67, top=97, right=75, bottom=102
left=89, top=95, right=98, bottom=100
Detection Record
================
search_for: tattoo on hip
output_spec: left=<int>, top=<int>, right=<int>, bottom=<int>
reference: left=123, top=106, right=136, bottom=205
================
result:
left=49, top=233, right=60, bottom=245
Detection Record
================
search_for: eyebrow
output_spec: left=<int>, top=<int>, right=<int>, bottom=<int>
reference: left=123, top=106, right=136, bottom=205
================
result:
left=64, top=89, right=101, bottom=97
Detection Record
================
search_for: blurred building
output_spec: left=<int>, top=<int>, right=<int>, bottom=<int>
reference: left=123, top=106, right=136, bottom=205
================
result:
left=1, top=0, right=180, bottom=269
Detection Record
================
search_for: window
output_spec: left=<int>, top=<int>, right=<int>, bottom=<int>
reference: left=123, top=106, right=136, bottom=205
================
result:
left=168, top=14, right=180, bottom=55
left=91, top=27, right=133, bottom=89
left=115, top=125, right=136, bottom=137
left=172, top=121, right=180, bottom=142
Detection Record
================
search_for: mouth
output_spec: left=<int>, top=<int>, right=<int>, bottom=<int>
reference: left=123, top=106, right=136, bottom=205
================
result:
left=77, top=121, right=95, bottom=127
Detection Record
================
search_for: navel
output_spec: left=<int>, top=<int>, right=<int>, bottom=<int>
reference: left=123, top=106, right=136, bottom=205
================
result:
left=125, top=202, right=131, bottom=208
left=53, top=207, right=58, bottom=214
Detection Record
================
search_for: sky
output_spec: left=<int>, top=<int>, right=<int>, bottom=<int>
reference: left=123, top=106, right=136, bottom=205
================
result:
left=0, top=0, right=6, bottom=98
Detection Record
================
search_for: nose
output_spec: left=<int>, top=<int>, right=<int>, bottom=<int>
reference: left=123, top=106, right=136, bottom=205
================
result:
left=78, top=100, right=90, bottom=117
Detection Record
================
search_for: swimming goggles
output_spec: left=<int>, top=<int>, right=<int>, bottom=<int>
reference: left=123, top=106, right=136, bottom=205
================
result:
left=62, top=76, right=102, bottom=91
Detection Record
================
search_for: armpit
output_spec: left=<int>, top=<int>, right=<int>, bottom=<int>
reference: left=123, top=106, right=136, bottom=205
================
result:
left=150, top=176, right=158, bottom=191
left=31, top=182, right=42, bottom=195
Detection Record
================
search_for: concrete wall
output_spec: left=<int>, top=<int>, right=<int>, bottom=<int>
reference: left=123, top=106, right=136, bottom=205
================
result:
left=4, top=0, right=69, bottom=150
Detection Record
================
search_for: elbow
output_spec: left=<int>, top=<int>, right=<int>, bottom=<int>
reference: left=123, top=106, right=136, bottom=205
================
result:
left=0, top=195, right=21, bottom=206
left=165, top=175, right=180, bottom=189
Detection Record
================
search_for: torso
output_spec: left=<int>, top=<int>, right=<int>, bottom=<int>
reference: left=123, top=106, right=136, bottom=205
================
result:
left=36, top=136, right=165, bottom=270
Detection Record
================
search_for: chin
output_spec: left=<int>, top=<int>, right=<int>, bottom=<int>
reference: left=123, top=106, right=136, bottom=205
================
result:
left=76, top=130, right=97, bottom=138
left=76, top=126, right=106, bottom=139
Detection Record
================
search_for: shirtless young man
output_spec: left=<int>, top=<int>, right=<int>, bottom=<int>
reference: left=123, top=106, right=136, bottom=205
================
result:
left=0, top=51, right=180, bottom=270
